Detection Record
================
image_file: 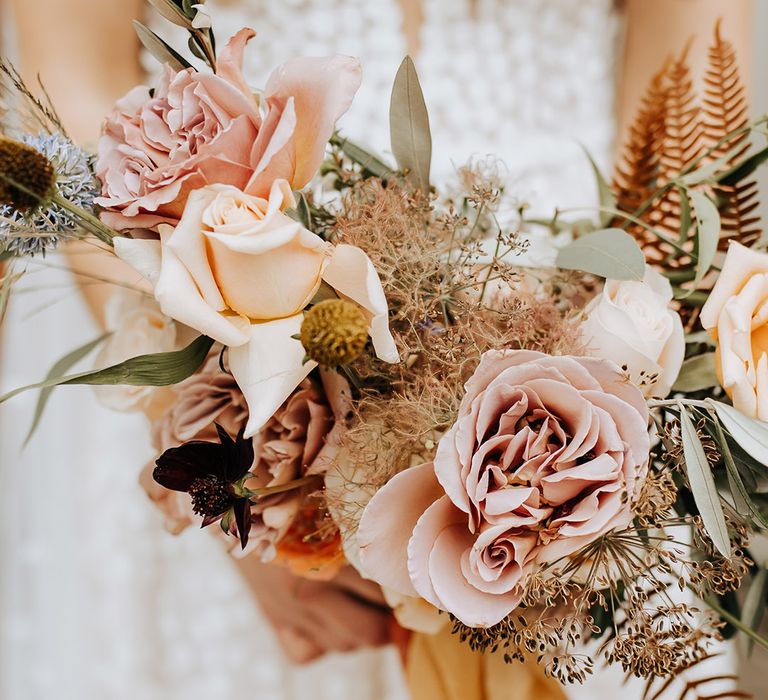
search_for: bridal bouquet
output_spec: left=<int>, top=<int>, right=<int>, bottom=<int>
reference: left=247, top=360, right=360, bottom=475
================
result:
left=1, top=2, right=767, bottom=698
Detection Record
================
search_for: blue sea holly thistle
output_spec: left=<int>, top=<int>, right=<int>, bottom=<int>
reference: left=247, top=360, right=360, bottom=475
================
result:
left=153, top=425, right=255, bottom=549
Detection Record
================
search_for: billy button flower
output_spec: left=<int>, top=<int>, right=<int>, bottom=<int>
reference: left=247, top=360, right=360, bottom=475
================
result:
left=299, top=299, right=369, bottom=368
left=153, top=424, right=255, bottom=549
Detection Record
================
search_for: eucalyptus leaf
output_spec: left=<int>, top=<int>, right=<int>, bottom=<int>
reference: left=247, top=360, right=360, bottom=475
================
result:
left=672, top=353, right=718, bottom=393
left=688, top=189, right=720, bottom=291
left=133, top=21, right=192, bottom=72
left=147, top=0, right=192, bottom=27
left=24, top=333, right=110, bottom=445
left=581, top=146, right=616, bottom=227
left=713, top=418, right=768, bottom=529
left=679, top=405, right=731, bottom=558
left=555, top=228, right=645, bottom=280
left=719, top=145, right=768, bottom=187
left=389, top=57, right=432, bottom=193
left=708, top=400, right=768, bottom=467
left=0, top=335, right=214, bottom=405
left=676, top=184, right=692, bottom=244
left=330, top=134, right=395, bottom=180
left=680, top=142, right=748, bottom=186
left=287, top=192, right=312, bottom=231
left=741, top=565, right=768, bottom=655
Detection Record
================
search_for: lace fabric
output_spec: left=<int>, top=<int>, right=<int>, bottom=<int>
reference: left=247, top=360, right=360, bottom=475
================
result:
left=1, top=2, right=627, bottom=698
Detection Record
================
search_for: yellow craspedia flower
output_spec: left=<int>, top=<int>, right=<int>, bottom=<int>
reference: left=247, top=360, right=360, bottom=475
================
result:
left=300, top=299, right=369, bottom=367
left=0, top=135, right=56, bottom=211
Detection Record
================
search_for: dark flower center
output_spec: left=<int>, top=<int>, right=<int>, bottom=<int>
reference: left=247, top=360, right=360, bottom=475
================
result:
left=188, top=476, right=233, bottom=517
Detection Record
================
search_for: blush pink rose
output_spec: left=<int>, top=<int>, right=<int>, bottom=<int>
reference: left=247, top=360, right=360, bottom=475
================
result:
left=358, top=350, right=650, bottom=627
left=246, top=370, right=352, bottom=566
left=96, top=28, right=361, bottom=230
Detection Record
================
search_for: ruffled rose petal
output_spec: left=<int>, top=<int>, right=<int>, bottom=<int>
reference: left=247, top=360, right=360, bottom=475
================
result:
left=114, top=237, right=162, bottom=287
left=256, top=55, right=362, bottom=190
left=430, top=524, right=524, bottom=627
left=322, top=244, right=399, bottom=363
left=228, top=314, right=317, bottom=437
left=357, top=462, right=443, bottom=597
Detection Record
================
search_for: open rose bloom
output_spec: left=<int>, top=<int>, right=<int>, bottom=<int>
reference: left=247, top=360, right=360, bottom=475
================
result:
left=103, top=29, right=397, bottom=435
left=358, top=350, right=650, bottom=627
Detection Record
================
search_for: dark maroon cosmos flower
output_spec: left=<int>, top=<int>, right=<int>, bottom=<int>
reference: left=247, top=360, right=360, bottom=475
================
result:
left=153, top=425, right=254, bottom=548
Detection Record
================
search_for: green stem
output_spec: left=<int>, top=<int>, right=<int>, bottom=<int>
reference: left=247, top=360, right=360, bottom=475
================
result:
left=50, top=192, right=116, bottom=247
left=243, top=475, right=322, bottom=499
left=703, top=595, right=768, bottom=651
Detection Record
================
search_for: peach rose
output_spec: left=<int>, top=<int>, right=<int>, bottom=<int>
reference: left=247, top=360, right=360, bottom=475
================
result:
left=96, top=29, right=361, bottom=230
left=115, top=181, right=397, bottom=435
left=579, top=266, right=685, bottom=398
left=358, top=350, right=650, bottom=627
left=701, top=242, right=768, bottom=421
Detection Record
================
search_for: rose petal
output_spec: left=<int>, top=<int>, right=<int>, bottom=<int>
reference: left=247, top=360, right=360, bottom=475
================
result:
left=228, top=315, right=317, bottom=437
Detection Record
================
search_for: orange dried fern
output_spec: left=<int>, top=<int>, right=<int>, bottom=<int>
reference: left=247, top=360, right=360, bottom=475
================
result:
left=702, top=20, right=761, bottom=247
left=612, top=23, right=761, bottom=267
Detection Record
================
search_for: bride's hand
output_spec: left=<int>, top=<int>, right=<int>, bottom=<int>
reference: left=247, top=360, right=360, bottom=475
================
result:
left=233, top=556, right=396, bottom=663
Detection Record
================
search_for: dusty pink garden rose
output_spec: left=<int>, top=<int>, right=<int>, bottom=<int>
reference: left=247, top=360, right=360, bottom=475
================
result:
left=358, top=350, right=650, bottom=627
left=245, top=369, right=351, bottom=569
left=96, top=28, right=361, bottom=230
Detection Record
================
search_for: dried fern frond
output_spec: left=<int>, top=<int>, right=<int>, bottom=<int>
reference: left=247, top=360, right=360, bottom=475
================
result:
left=703, top=20, right=761, bottom=247
left=612, top=23, right=761, bottom=268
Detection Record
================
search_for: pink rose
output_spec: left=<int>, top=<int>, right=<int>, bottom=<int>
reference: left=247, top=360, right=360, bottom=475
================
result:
left=96, top=29, right=361, bottom=230
left=246, top=370, right=352, bottom=566
left=358, top=350, right=650, bottom=627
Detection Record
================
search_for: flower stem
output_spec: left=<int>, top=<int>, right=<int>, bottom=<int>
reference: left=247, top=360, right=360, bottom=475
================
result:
left=50, top=192, right=117, bottom=247
left=244, top=475, right=322, bottom=499
left=703, top=594, right=768, bottom=652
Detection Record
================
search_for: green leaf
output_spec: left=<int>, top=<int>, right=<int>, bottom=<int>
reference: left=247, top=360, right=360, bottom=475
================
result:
left=330, top=134, right=395, bottom=180
left=719, top=144, right=768, bottom=187
left=0, top=335, right=214, bottom=405
left=687, top=189, right=720, bottom=291
left=713, top=417, right=768, bottom=529
left=581, top=146, right=616, bottom=227
left=676, top=184, right=692, bottom=244
left=679, top=405, right=730, bottom=558
left=556, top=228, right=645, bottom=280
left=680, top=142, right=748, bottom=186
left=24, top=333, right=110, bottom=445
left=146, top=0, right=193, bottom=27
left=389, top=56, right=431, bottom=194
left=287, top=192, right=313, bottom=231
left=741, top=565, right=768, bottom=655
left=672, top=353, right=718, bottom=393
left=133, top=20, right=193, bottom=72
left=708, top=400, right=768, bottom=467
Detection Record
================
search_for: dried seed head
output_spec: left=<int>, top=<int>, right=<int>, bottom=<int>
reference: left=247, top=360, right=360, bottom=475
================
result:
left=300, top=299, right=368, bottom=367
left=0, top=136, right=55, bottom=210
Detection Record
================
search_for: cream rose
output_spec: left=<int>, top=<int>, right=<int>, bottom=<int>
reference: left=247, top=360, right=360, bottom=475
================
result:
left=701, top=242, right=768, bottom=421
left=579, top=266, right=684, bottom=398
left=115, top=180, right=398, bottom=435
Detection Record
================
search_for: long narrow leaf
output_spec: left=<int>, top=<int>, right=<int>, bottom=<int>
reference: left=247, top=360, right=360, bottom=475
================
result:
left=688, top=189, right=720, bottom=291
left=147, top=0, right=192, bottom=27
left=679, top=405, right=730, bottom=557
left=581, top=146, right=616, bottom=227
left=24, top=333, right=110, bottom=445
left=133, top=21, right=192, bottom=72
left=708, top=400, right=768, bottom=467
left=741, top=565, right=768, bottom=655
left=0, top=335, right=214, bottom=405
left=713, top=417, right=768, bottom=528
left=719, top=145, right=768, bottom=186
left=672, top=353, right=718, bottom=393
left=389, top=57, right=431, bottom=193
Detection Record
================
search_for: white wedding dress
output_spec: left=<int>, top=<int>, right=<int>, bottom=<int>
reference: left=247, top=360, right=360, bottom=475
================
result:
left=0, top=1, right=656, bottom=698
